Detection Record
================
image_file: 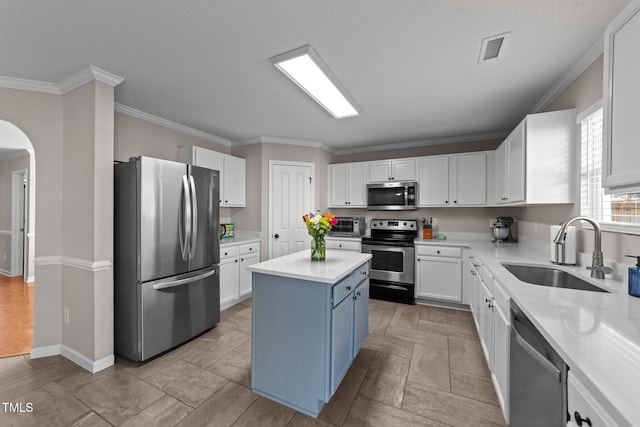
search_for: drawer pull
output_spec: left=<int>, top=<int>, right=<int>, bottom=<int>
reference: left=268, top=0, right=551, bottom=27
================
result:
left=574, top=411, right=592, bottom=427
left=346, top=286, right=352, bottom=291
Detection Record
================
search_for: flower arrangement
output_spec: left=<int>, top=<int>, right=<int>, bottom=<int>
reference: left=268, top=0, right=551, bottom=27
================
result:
left=302, top=211, right=338, bottom=260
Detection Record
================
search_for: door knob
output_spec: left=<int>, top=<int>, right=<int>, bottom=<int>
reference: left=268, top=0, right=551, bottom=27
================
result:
left=274, top=234, right=280, bottom=238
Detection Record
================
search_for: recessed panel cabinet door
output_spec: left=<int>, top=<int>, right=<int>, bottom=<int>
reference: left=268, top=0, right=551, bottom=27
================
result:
left=353, top=280, right=369, bottom=355
left=604, top=4, right=640, bottom=190
left=418, top=156, right=449, bottom=206
left=331, top=295, right=353, bottom=395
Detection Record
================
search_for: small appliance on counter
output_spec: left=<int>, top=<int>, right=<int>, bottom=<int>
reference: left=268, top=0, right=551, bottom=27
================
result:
left=329, top=216, right=366, bottom=237
left=491, top=216, right=517, bottom=243
left=422, top=217, right=433, bottom=239
left=551, top=225, right=576, bottom=265
left=220, top=223, right=235, bottom=239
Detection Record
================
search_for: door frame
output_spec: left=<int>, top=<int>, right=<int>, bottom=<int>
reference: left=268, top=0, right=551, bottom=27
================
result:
left=11, top=168, right=27, bottom=278
left=268, top=160, right=315, bottom=260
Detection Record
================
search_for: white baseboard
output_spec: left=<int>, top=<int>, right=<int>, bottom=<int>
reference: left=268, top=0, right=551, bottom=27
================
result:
left=30, top=344, right=62, bottom=359
left=25, top=275, right=34, bottom=283
left=30, top=344, right=114, bottom=373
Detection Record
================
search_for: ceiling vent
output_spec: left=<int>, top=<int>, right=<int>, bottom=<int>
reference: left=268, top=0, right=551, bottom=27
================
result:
left=478, top=32, right=510, bottom=62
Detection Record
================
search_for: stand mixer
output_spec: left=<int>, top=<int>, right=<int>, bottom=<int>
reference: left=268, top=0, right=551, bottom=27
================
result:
left=491, top=216, right=517, bottom=243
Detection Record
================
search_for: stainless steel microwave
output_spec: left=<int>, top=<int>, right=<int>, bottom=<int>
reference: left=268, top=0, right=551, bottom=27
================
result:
left=367, top=182, right=418, bottom=210
left=329, top=217, right=366, bottom=237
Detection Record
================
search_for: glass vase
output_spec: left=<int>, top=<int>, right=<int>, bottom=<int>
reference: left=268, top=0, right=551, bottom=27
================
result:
left=310, top=235, right=326, bottom=261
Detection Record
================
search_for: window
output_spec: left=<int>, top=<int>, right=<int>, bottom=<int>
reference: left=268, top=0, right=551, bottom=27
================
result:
left=580, top=103, right=640, bottom=233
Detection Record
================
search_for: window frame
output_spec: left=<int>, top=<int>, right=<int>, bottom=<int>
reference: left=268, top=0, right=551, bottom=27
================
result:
left=577, top=100, right=640, bottom=236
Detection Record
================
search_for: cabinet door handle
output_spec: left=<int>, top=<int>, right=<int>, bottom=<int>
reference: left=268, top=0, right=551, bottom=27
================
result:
left=274, top=234, right=280, bottom=238
left=346, top=286, right=351, bottom=291
left=356, top=291, right=361, bottom=296
left=574, top=411, right=592, bottom=427
left=437, top=250, right=441, bottom=254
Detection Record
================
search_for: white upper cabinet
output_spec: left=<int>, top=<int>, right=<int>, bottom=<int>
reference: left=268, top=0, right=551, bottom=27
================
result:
left=495, top=109, right=575, bottom=205
left=369, top=159, right=416, bottom=182
left=418, top=153, right=486, bottom=207
left=222, top=154, right=246, bottom=207
left=603, top=2, right=640, bottom=193
left=417, top=156, right=449, bottom=206
left=496, top=121, right=525, bottom=204
left=328, top=163, right=367, bottom=208
left=179, top=145, right=246, bottom=207
left=450, top=153, right=487, bottom=205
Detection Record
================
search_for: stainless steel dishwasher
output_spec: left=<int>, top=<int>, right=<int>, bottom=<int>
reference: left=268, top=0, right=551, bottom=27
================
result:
left=510, top=302, right=568, bottom=426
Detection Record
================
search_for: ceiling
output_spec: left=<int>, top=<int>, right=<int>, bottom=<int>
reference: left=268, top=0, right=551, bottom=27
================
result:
left=0, top=0, right=629, bottom=153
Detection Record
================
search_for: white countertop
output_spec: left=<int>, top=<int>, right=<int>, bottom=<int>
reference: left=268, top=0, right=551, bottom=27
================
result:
left=247, top=249, right=371, bottom=284
left=417, top=235, right=640, bottom=427
left=220, top=231, right=260, bottom=247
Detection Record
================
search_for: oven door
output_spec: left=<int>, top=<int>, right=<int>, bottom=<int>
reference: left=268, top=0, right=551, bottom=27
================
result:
left=361, top=242, right=414, bottom=284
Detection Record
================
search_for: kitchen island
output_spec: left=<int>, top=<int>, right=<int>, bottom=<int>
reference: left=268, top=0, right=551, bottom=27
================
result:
left=247, top=249, right=372, bottom=417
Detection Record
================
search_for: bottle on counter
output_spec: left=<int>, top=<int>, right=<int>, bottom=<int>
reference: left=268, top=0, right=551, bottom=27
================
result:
left=625, top=255, right=640, bottom=298
left=422, top=217, right=433, bottom=239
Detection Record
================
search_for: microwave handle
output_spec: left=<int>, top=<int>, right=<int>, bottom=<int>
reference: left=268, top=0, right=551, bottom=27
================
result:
left=404, top=185, right=409, bottom=206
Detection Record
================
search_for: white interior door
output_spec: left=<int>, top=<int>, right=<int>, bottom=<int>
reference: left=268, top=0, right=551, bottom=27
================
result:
left=269, top=161, right=314, bottom=259
left=11, top=169, right=26, bottom=277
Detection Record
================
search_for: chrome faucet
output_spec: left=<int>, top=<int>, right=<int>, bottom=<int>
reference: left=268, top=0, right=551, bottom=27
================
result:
left=553, top=216, right=612, bottom=279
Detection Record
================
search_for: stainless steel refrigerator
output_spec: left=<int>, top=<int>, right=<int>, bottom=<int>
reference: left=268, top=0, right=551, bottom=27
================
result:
left=114, top=156, right=220, bottom=361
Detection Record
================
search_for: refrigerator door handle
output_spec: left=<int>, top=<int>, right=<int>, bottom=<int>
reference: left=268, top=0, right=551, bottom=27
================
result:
left=181, top=175, right=192, bottom=261
left=151, top=266, right=217, bottom=290
left=188, top=174, right=198, bottom=259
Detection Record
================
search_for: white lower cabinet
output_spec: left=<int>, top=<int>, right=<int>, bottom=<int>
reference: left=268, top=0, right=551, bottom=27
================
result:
left=415, top=245, right=462, bottom=302
left=491, top=279, right=510, bottom=424
left=220, top=255, right=239, bottom=307
left=469, top=255, right=510, bottom=423
left=220, top=241, right=260, bottom=309
left=239, top=252, right=259, bottom=297
left=567, top=373, right=616, bottom=427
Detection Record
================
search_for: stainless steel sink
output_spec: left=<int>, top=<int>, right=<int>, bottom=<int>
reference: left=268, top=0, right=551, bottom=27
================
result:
left=502, top=263, right=609, bottom=293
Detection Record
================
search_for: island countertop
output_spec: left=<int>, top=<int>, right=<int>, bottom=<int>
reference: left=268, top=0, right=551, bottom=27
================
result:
left=246, top=249, right=372, bottom=283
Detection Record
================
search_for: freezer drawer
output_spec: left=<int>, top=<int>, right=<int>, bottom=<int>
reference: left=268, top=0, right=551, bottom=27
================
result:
left=140, top=267, right=220, bottom=360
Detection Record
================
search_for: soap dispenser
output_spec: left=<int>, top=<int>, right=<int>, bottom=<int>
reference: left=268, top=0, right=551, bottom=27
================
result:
left=625, top=255, right=640, bottom=298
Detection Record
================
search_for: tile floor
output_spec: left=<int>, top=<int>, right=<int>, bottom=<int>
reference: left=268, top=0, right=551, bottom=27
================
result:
left=0, top=276, right=34, bottom=358
left=0, top=298, right=507, bottom=427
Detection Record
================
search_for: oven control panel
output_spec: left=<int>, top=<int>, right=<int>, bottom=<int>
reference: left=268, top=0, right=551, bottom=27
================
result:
left=370, top=219, right=417, bottom=231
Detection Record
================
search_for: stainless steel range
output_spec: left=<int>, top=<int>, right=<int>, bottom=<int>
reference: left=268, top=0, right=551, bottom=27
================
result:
left=361, top=219, right=417, bottom=304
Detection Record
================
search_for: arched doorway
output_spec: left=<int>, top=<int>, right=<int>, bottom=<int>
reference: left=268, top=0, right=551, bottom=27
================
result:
left=0, top=120, right=36, bottom=358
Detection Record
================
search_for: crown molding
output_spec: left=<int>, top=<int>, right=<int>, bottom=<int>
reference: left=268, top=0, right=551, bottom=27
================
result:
left=0, top=75, right=61, bottom=94
left=115, top=103, right=232, bottom=147
left=530, top=36, right=604, bottom=114
left=57, top=65, right=124, bottom=94
left=333, top=131, right=509, bottom=155
left=0, top=65, right=124, bottom=95
left=234, top=136, right=335, bottom=153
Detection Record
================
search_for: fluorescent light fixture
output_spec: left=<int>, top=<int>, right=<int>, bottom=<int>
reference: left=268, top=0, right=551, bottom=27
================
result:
left=270, top=45, right=361, bottom=119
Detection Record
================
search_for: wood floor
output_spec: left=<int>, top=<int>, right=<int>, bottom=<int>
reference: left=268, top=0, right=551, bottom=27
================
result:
left=0, top=298, right=507, bottom=426
left=0, top=275, right=33, bottom=358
